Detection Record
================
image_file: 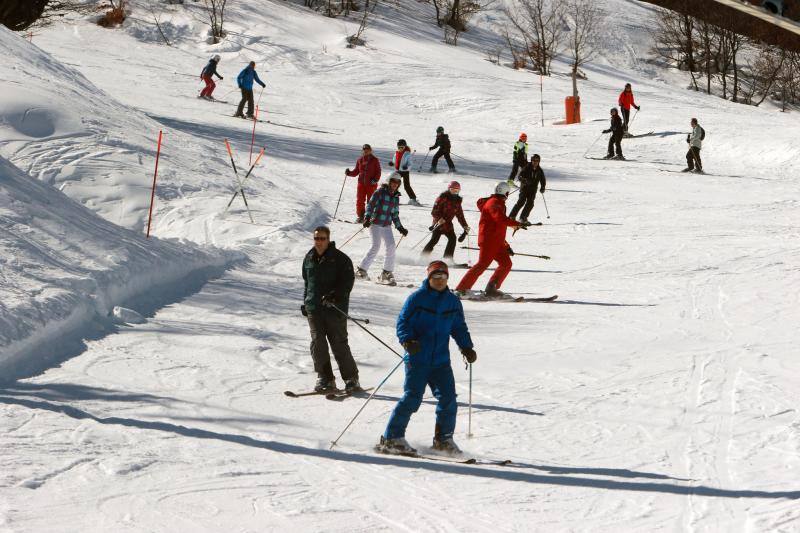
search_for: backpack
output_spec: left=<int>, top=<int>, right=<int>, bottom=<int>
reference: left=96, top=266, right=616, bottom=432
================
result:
left=700, top=126, right=706, bottom=140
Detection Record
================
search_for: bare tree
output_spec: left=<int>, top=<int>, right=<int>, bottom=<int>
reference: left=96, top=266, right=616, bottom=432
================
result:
left=747, top=44, right=787, bottom=106
left=651, top=8, right=698, bottom=89
left=442, top=0, right=494, bottom=46
left=347, top=0, right=378, bottom=46
left=503, top=28, right=527, bottom=69
left=564, top=0, right=603, bottom=118
left=506, top=0, right=565, bottom=75
left=204, top=0, right=227, bottom=43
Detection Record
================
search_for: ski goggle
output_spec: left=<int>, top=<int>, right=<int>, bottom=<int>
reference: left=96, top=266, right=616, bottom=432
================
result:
left=430, top=272, right=448, bottom=280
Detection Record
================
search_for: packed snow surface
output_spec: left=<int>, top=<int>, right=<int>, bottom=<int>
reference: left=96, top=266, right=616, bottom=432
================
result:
left=1, top=0, right=799, bottom=531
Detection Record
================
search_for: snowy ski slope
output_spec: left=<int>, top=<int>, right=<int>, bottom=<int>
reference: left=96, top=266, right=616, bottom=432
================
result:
left=1, top=0, right=799, bottom=530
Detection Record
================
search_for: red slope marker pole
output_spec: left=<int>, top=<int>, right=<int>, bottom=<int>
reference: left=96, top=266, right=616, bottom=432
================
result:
left=249, top=105, right=259, bottom=165
left=146, top=130, right=163, bottom=238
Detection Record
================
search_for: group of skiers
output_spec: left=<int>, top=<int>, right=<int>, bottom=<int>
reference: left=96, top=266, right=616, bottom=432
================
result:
left=199, top=56, right=267, bottom=119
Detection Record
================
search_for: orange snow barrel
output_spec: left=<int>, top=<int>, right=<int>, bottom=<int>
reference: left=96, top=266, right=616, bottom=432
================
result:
left=565, top=96, right=581, bottom=124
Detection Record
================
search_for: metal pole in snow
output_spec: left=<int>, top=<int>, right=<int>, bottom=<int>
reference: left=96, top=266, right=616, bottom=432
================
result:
left=249, top=106, right=259, bottom=165
left=146, top=130, right=163, bottom=238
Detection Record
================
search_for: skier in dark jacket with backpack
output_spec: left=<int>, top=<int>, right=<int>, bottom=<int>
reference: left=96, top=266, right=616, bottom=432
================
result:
left=422, top=181, right=470, bottom=261
left=377, top=261, right=476, bottom=456
left=603, top=108, right=625, bottom=160
left=199, top=55, right=223, bottom=100
left=683, top=118, right=704, bottom=173
left=509, top=154, right=546, bottom=223
left=429, top=126, right=455, bottom=173
left=302, top=226, right=360, bottom=393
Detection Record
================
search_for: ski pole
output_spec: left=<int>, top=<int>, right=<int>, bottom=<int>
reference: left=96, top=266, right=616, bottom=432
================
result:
left=330, top=358, right=404, bottom=450
left=416, top=149, right=431, bottom=172
left=468, top=362, right=473, bottom=438
left=256, top=85, right=265, bottom=107
left=460, top=246, right=550, bottom=260
left=450, top=152, right=474, bottom=164
left=332, top=174, right=347, bottom=220
left=395, top=234, right=405, bottom=250
left=330, top=303, right=404, bottom=360
left=411, top=222, right=441, bottom=250
left=541, top=193, right=550, bottom=219
left=582, top=132, right=606, bottom=159
left=339, top=226, right=364, bottom=249
left=222, top=139, right=255, bottom=223
left=466, top=233, right=472, bottom=265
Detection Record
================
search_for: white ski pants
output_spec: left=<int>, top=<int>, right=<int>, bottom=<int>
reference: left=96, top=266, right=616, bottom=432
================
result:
left=359, top=225, right=396, bottom=272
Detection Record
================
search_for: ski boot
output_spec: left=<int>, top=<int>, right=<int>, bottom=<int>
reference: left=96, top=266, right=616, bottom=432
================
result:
left=603, top=153, right=614, bottom=159
left=376, top=436, right=417, bottom=456
left=430, top=166, right=439, bottom=174
left=233, top=112, right=245, bottom=118
left=408, top=198, right=422, bottom=207
left=314, top=377, right=336, bottom=393
left=681, top=168, right=692, bottom=173
left=356, top=267, right=369, bottom=280
left=613, top=154, right=625, bottom=161
left=484, top=280, right=505, bottom=299
left=379, top=270, right=396, bottom=286
left=432, top=436, right=463, bottom=456
left=448, top=167, right=456, bottom=173
left=344, top=378, right=361, bottom=393
left=693, top=168, right=705, bottom=174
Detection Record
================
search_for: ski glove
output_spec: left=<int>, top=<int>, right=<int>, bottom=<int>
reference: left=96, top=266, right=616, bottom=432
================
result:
left=540, top=187, right=545, bottom=194
left=507, top=246, right=515, bottom=256
left=458, top=230, right=468, bottom=243
left=220, top=76, right=224, bottom=80
left=345, top=168, right=351, bottom=175
left=602, top=129, right=611, bottom=134
left=301, top=305, right=308, bottom=317
left=403, top=340, right=421, bottom=355
left=428, top=225, right=435, bottom=232
left=461, top=347, right=477, bottom=364
left=635, top=105, right=640, bottom=110
left=321, top=292, right=336, bottom=307
left=363, top=218, right=372, bottom=228
left=518, top=221, right=531, bottom=230
left=398, top=227, right=408, bottom=237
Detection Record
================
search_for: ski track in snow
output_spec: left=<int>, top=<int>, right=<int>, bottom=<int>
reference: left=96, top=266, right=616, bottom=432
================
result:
left=1, top=0, right=800, bottom=531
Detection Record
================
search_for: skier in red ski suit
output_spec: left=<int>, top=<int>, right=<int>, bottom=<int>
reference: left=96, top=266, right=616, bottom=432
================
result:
left=346, top=144, right=381, bottom=222
left=455, top=182, right=529, bottom=295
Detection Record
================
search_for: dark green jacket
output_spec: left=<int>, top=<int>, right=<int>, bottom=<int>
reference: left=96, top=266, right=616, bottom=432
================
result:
left=302, top=242, right=354, bottom=313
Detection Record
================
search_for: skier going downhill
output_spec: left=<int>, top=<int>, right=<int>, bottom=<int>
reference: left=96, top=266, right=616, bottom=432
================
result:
left=509, top=153, right=546, bottom=223
left=603, top=108, right=625, bottom=160
left=387, top=139, right=420, bottom=206
left=429, top=126, right=456, bottom=174
left=422, top=181, right=470, bottom=262
left=683, top=117, right=704, bottom=173
left=455, top=182, right=529, bottom=297
left=377, top=260, right=476, bottom=456
left=507, top=133, right=528, bottom=185
left=346, top=144, right=382, bottom=223
left=618, top=83, right=640, bottom=135
left=302, top=226, right=361, bottom=393
left=234, top=61, right=266, bottom=119
left=199, top=55, right=223, bottom=100
left=356, top=172, right=408, bottom=285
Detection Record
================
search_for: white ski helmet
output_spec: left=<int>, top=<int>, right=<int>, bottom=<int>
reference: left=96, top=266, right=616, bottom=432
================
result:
left=495, top=181, right=511, bottom=196
left=386, top=171, right=402, bottom=185
left=213, top=54, right=221, bottom=62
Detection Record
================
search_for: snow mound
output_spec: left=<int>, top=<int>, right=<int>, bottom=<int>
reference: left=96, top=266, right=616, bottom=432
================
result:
left=0, top=154, right=230, bottom=380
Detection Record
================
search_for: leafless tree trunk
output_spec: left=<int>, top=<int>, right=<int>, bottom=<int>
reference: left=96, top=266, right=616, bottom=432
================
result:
left=204, top=0, right=227, bottom=43
left=651, top=8, right=698, bottom=89
left=506, top=0, right=565, bottom=75
left=564, top=0, right=603, bottom=116
left=348, top=0, right=377, bottom=46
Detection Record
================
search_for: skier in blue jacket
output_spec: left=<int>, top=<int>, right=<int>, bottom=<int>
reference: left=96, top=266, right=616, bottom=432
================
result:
left=234, top=61, right=266, bottom=119
left=377, top=260, right=477, bottom=456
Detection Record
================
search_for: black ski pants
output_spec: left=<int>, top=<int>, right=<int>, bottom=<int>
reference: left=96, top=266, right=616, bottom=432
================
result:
left=686, top=147, right=702, bottom=170
left=236, top=88, right=255, bottom=117
left=399, top=170, right=416, bottom=200
left=422, top=227, right=457, bottom=259
left=307, top=310, right=359, bottom=382
left=621, top=107, right=631, bottom=132
left=509, top=184, right=537, bottom=221
left=607, top=133, right=623, bottom=157
left=431, top=150, right=455, bottom=171
left=508, top=161, right=522, bottom=182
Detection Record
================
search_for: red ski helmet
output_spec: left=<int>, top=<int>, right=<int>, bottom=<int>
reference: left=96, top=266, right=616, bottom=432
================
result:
left=448, top=180, right=461, bottom=191
left=519, top=132, right=527, bottom=141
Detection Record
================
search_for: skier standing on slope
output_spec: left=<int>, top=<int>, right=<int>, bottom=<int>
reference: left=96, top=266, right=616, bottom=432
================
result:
left=377, top=260, right=476, bottom=456
left=346, top=144, right=382, bottom=223
left=199, top=55, right=223, bottom=100
left=603, top=108, right=625, bottom=160
left=421, top=181, right=470, bottom=262
left=455, top=182, right=529, bottom=297
left=507, top=133, right=528, bottom=185
left=429, top=126, right=456, bottom=174
left=302, top=226, right=361, bottom=393
left=356, top=173, right=408, bottom=285
left=234, top=61, right=266, bottom=119
left=683, top=117, right=704, bottom=174
left=618, top=83, right=640, bottom=135
left=509, top=153, right=546, bottom=223
left=387, top=139, right=420, bottom=206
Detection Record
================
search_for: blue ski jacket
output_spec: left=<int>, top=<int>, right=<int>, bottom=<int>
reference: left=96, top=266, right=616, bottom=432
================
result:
left=396, top=279, right=473, bottom=367
left=237, top=66, right=265, bottom=90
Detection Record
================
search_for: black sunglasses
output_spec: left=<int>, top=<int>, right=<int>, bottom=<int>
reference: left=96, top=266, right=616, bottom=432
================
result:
left=314, top=236, right=328, bottom=241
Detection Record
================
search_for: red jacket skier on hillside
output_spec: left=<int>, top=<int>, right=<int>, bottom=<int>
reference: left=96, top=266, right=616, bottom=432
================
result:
left=618, top=83, right=640, bottom=133
left=455, top=182, right=528, bottom=296
left=345, top=144, right=381, bottom=222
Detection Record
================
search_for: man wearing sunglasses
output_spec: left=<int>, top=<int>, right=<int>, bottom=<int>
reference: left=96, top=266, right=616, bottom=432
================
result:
left=302, top=226, right=360, bottom=393
left=377, top=261, right=477, bottom=456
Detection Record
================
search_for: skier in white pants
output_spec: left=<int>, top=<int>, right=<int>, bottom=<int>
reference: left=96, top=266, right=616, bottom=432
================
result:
left=356, top=173, right=408, bottom=285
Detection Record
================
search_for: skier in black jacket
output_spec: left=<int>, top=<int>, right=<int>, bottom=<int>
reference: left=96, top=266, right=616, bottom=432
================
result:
left=302, top=226, right=360, bottom=393
left=603, top=108, right=625, bottom=160
left=429, top=126, right=456, bottom=173
left=509, top=154, right=546, bottom=223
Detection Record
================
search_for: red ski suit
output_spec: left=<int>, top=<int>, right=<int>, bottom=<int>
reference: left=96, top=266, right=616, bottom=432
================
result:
left=346, top=154, right=381, bottom=218
left=455, top=194, right=520, bottom=292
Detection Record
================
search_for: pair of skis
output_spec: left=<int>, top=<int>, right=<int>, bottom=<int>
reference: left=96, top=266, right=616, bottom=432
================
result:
left=223, top=139, right=265, bottom=222
left=284, top=387, right=374, bottom=401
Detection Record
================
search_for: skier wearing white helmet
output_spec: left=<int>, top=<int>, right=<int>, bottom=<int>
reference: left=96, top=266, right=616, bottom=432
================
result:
left=455, top=181, right=530, bottom=297
left=199, top=55, right=224, bottom=100
left=356, top=172, right=408, bottom=286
